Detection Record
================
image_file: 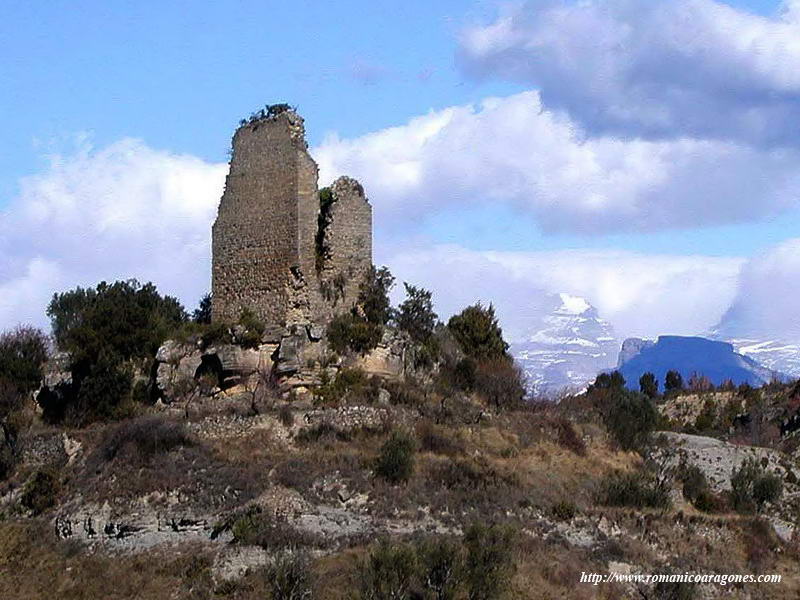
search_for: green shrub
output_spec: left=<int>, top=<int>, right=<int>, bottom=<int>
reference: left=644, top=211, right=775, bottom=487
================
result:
left=730, top=457, right=782, bottom=514
left=65, top=357, right=134, bottom=427
left=752, top=472, right=783, bottom=509
left=20, top=468, right=60, bottom=515
left=313, top=368, right=379, bottom=406
left=199, top=320, right=233, bottom=348
left=654, top=581, right=696, bottom=600
left=359, top=539, right=417, bottom=600
left=693, top=399, right=716, bottom=432
left=236, top=308, right=265, bottom=349
left=418, top=537, right=463, bottom=600
left=216, top=506, right=315, bottom=550
left=598, top=470, right=671, bottom=510
left=679, top=464, right=724, bottom=512
left=551, top=500, right=577, bottom=521
left=452, top=358, right=477, bottom=392
left=0, top=378, right=27, bottom=479
left=191, top=293, right=212, bottom=324
left=266, top=551, right=313, bottom=600
left=463, top=523, right=516, bottom=600
left=326, top=313, right=382, bottom=356
left=47, top=279, right=186, bottom=367
left=680, top=464, right=708, bottom=504
left=447, top=303, right=509, bottom=362
left=602, top=389, right=658, bottom=453
left=375, top=430, right=416, bottom=484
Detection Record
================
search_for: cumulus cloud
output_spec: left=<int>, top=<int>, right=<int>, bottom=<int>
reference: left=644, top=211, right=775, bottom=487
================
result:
left=315, top=91, right=800, bottom=233
left=459, top=0, right=800, bottom=146
left=0, top=133, right=747, bottom=340
left=383, top=244, right=743, bottom=341
left=714, top=237, right=800, bottom=341
left=0, top=138, right=227, bottom=329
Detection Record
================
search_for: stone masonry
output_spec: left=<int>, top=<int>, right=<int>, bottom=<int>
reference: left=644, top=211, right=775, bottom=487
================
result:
left=211, top=108, right=372, bottom=332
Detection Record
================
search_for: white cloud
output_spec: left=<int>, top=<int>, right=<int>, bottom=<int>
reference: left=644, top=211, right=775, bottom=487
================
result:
left=0, top=138, right=227, bottom=330
left=714, top=237, right=800, bottom=341
left=383, top=244, right=743, bottom=341
left=315, top=91, right=800, bottom=234
left=459, top=0, right=800, bottom=146
left=0, top=133, right=746, bottom=341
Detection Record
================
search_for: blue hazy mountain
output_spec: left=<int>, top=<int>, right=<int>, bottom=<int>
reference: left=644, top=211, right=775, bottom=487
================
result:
left=616, top=335, right=777, bottom=390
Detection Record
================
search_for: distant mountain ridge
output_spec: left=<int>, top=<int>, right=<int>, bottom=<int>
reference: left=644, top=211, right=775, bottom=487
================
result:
left=616, top=335, right=779, bottom=390
left=511, top=294, right=619, bottom=395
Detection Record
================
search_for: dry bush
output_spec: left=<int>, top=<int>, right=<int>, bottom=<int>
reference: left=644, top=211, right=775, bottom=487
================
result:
left=742, top=518, right=780, bottom=570
left=415, top=420, right=464, bottom=456
left=554, top=417, right=587, bottom=456
left=274, top=457, right=316, bottom=492
left=97, top=415, right=193, bottom=464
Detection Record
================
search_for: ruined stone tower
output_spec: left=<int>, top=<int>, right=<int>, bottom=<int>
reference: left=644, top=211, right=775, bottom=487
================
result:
left=211, top=107, right=372, bottom=333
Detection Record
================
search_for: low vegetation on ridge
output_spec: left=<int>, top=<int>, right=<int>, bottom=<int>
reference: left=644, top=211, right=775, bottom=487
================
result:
left=0, top=267, right=798, bottom=599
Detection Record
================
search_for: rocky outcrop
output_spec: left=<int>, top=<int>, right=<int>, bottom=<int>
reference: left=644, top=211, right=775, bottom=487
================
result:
left=152, top=340, right=277, bottom=401
left=616, top=337, right=654, bottom=368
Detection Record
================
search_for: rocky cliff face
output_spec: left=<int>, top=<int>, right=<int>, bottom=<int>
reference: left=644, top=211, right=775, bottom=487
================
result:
left=511, top=294, right=619, bottom=395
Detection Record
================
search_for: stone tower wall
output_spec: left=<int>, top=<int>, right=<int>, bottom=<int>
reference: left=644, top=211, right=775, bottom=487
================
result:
left=212, top=112, right=310, bottom=326
left=316, top=177, right=373, bottom=320
left=211, top=109, right=372, bottom=334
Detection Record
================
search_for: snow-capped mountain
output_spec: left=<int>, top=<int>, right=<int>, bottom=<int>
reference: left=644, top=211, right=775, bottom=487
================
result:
left=511, top=294, right=619, bottom=396
left=719, top=339, right=800, bottom=379
left=710, top=306, right=800, bottom=379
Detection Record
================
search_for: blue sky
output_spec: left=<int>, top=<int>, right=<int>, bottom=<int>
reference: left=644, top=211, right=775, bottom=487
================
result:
left=0, top=1, right=519, bottom=195
left=2, top=0, right=799, bottom=342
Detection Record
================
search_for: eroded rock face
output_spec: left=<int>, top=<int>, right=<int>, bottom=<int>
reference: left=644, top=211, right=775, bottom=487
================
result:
left=152, top=341, right=278, bottom=401
left=53, top=499, right=214, bottom=551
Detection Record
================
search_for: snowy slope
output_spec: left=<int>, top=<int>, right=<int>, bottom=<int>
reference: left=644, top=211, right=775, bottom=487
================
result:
left=511, top=294, right=619, bottom=396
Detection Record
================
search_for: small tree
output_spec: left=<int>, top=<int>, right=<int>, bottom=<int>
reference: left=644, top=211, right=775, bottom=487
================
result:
left=664, top=370, right=684, bottom=395
left=688, top=372, right=714, bottom=393
left=359, top=266, right=395, bottom=326
left=447, top=303, right=508, bottom=362
left=639, top=372, right=658, bottom=399
left=0, top=326, right=49, bottom=394
left=396, top=283, right=438, bottom=343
